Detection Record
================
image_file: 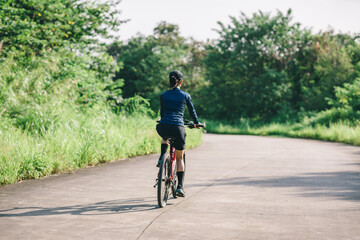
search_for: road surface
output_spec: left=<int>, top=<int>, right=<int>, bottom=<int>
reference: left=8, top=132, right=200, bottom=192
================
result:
left=1, top=134, right=359, bottom=239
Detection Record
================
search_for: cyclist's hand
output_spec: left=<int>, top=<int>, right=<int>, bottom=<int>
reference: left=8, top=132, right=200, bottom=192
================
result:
left=195, top=122, right=205, bottom=128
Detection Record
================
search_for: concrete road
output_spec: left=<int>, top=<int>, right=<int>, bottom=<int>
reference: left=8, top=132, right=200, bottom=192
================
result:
left=1, top=134, right=360, bottom=240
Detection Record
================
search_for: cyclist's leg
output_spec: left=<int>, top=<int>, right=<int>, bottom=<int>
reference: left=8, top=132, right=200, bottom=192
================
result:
left=157, top=139, right=169, bottom=167
left=175, top=149, right=185, bottom=197
left=175, top=150, right=185, bottom=171
left=174, top=126, right=186, bottom=195
left=161, top=139, right=169, bottom=156
left=156, top=123, right=169, bottom=166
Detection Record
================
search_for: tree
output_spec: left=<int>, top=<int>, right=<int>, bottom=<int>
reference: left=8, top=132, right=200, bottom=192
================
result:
left=0, top=0, right=123, bottom=55
left=204, top=10, right=306, bottom=121
left=0, top=0, right=123, bottom=113
left=108, top=22, right=206, bottom=111
left=301, top=32, right=354, bottom=110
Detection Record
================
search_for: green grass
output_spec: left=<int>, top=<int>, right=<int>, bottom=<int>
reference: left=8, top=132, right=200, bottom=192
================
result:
left=205, top=119, right=360, bottom=146
left=0, top=107, right=203, bottom=186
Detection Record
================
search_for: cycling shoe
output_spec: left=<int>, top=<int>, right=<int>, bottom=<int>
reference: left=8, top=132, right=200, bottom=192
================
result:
left=176, top=186, right=186, bottom=197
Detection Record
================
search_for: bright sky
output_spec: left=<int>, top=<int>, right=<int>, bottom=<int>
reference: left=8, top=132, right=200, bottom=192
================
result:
left=117, top=0, right=360, bottom=41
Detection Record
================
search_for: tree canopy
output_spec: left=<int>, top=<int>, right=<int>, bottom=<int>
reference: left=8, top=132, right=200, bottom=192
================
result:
left=0, top=0, right=122, bottom=54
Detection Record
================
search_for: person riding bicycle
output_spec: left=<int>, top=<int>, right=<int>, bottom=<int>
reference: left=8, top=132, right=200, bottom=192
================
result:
left=156, top=70, right=201, bottom=197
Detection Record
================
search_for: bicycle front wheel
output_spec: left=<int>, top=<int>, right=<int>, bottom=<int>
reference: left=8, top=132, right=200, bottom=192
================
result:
left=157, top=154, right=171, bottom=208
left=171, top=160, right=178, bottom=199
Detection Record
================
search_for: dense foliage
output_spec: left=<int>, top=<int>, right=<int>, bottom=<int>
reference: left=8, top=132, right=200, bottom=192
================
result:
left=202, top=10, right=359, bottom=121
left=0, top=1, right=203, bottom=185
left=107, top=21, right=207, bottom=111
left=108, top=10, right=359, bottom=124
left=0, top=0, right=122, bottom=55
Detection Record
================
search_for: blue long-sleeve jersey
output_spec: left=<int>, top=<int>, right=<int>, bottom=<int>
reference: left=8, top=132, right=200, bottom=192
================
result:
left=160, top=88, right=199, bottom=126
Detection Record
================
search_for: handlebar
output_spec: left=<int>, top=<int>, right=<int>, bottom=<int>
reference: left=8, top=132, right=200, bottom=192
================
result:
left=157, top=119, right=206, bottom=129
left=184, top=120, right=206, bottom=129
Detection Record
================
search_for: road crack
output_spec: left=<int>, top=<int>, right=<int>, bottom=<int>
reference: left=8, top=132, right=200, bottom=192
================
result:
left=137, top=162, right=256, bottom=239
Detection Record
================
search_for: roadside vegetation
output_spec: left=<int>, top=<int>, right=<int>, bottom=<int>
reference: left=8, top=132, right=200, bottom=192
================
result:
left=205, top=119, right=360, bottom=146
left=0, top=1, right=359, bottom=185
left=0, top=1, right=202, bottom=185
left=205, top=77, right=360, bottom=146
left=108, top=10, right=359, bottom=147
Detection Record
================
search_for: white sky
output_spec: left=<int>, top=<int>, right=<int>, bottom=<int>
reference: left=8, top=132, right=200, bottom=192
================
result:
left=117, top=0, right=360, bottom=41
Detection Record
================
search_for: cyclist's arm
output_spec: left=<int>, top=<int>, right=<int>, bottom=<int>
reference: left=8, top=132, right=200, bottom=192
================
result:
left=186, top=94, right=199, bottom=124
left=160, top=95, right=164, bottom=119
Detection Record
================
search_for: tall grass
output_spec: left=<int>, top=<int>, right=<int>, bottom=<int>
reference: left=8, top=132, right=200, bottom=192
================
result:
left=205, top=116, right=360, bottom=146
left=0, top=105, right=203, bottom=186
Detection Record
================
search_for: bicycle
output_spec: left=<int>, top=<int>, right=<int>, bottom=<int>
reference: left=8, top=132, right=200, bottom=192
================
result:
left=154, top=120, right=205, bottom=208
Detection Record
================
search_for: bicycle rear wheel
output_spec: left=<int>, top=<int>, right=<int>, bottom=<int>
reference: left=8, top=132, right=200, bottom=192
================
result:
left=157, top=154, right=171, bottom=208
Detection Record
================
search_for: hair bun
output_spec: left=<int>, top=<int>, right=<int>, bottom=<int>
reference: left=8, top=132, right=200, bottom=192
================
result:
left=169, top=70, right=183, bottom=88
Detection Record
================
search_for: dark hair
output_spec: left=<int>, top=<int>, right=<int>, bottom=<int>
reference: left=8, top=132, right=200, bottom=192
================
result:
left=169, top=70, right=183, bottom=89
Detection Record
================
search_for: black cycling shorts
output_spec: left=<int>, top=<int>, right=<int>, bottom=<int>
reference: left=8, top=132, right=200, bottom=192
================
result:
left=156, top=123, right=186, bottom=150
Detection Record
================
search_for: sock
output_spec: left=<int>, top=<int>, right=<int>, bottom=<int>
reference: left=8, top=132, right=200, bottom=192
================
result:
left=177, top=171, right=184, bottom=188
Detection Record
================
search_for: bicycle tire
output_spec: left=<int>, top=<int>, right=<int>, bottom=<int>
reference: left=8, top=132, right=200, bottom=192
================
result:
left=171, top=161, right=178, bottom=199
left=157, top=154, right=170, bottom=208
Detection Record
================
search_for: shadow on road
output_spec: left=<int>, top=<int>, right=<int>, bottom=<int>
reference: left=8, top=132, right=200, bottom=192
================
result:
left=0, top=198, right=158, bottom=217
left=188, top=171, right=360, bottom=201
